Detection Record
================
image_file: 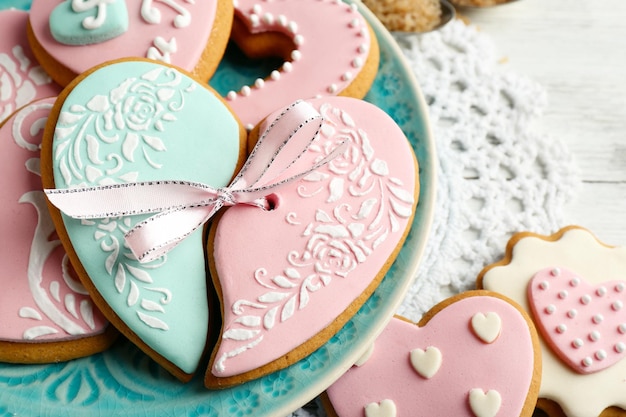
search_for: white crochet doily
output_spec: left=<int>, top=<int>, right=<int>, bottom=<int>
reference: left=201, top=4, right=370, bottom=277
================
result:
left=292, top=19, right=579, bottom=417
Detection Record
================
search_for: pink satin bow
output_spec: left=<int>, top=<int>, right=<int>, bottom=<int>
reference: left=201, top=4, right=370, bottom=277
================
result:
left=45, top=100, right=346, bottom=263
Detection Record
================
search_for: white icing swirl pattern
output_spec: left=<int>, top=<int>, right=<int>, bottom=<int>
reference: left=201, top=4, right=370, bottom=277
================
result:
left=53, top=67, right=197, bottom=334
left=214, top=102, right=415, bottom=373
left=12, top=102, right=99, bottom=340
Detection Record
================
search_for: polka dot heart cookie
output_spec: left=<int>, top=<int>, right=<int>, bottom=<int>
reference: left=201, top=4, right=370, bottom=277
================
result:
left=528, top=266, right=626, bottom=375
left=323, top=291, right=541, bottom=417
left=478, top=226, right=626, bottom=417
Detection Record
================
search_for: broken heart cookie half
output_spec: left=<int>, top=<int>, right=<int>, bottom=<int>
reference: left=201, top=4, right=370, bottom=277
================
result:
left=205, top=96, right=419, bottom=387
left=41, top=58, right=247, bottom=382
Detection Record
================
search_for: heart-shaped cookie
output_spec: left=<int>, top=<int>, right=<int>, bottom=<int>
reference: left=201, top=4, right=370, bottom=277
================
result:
left=0, top=97, right=115, bottom=363
left=206, top=96, right=419, bottom=387
left=224, top=0, right=379, bottom=129
left=28, top=0, right=233, bottom=86
left=324, top=292, right=541, bottom=417
left=478, top=226, right=626, bottom=417
left=0, top=9, right=60, bottom=123
left=41, top=59, right=246, bottom=381
left=529, top=266, right=626, bottom=374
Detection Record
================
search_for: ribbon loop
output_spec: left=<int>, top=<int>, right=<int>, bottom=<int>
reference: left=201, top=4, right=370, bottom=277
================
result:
left=45, top=100, right=344, bottom=264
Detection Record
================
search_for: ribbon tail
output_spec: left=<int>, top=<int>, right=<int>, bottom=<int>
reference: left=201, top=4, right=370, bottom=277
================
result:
left=44, top=181, right=220, bottom=219
left=125, top=203, right=221, bottom=263
left=230, top=100, right=323, bottom=190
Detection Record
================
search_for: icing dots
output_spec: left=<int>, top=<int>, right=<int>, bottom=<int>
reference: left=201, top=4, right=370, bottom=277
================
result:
left=471, top=312, right=502, bottom=344
left=226, top=0, right=376, bottom=129
left=325, top=294, right=538, bottom=417
left=46, top=60, right=243, bottom=378
left=528, top=266, right=626, bottom=373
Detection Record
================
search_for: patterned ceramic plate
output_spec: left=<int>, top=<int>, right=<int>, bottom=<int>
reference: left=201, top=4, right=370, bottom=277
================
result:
left=0, top=1, right=436, bottom=416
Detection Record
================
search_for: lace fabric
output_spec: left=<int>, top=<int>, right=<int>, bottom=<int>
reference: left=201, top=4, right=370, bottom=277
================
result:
left=290, top=19, right=579, bottom=417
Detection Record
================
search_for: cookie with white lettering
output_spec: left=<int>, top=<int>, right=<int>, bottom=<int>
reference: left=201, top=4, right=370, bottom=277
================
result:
left=204, top=96, right=419, bottom=388
left=0, top=97, right=116, bottom=364
left=323, top=291, right=541, bottom=417
left=41, top=58, right=247, bottom=382
left=478, top=226, right=626, bottom=417
left=27, top=0, right=233, bottom=86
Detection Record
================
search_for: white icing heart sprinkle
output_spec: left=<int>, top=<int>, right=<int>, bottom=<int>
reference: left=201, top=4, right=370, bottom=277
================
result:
left=364, top=399, right=397, bottom=417
left=409, top=346, right=442, bottom=379
left=471, top=312, right=502, bottom=344
left=469, top=388, right=502, bottom=417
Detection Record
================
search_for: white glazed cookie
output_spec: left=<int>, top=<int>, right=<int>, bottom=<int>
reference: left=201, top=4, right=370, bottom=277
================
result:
left=478, top=226, right=626, bottom=417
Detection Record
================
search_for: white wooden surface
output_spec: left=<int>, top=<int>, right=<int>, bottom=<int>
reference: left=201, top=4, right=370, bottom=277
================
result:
left=458, top=0, right=626, bottom=245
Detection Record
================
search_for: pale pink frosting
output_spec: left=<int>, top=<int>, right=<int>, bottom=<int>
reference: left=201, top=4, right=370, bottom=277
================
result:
left=28, top=0, right=217, bottom=80
left=0, top=10, right=60, bottom=123
left=528, top=266, right=626, bottom=374
left=227, top=0, right=374, bottom=129
left=0, top=98, right=108, bottom=343
left=326, top=295, right=537, bottom=417
left=210, top=97, right=417, bottom=377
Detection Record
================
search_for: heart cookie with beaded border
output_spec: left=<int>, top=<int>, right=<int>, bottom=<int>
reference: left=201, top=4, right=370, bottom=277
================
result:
left=225, top=0, right=379, bottom=129
left=323, top=291, right=541, bottom=417
left=478, top=226, right=626, bottom=417
left=41, top=58, right=247, bottom=382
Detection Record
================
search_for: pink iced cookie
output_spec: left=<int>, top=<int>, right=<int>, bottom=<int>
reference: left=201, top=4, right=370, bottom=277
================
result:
left=0, top=97, right=114, bottom=363
left=529, top=267, right=626, bottom=374
left=27, top=0, right=234, bottom=86
left=0, top=9, right=60, bottom=123
left=226, top=0, right=379, bottom=129
left=324, top=292, right=541, bottom=417
left=206, top=96, right=418, bottom=387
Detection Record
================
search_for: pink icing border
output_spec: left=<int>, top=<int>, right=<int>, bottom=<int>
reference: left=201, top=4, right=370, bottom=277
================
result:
left=481, top=227, right=626, bottom=416
left=226, top=0, right=374, bottom=128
